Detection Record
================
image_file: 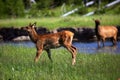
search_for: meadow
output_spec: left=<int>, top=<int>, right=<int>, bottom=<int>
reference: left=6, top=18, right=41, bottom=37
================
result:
left=0, top=15, right=120, bottom=80
left=0, top=15, right=120, bottom=29
left=0, top=44, right=120, bottom=80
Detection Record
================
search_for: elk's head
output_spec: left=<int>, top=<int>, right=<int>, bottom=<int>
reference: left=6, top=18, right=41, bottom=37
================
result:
left=94, top=20, right=100, bottom=25
left=22, top=22, right=36, bottom=33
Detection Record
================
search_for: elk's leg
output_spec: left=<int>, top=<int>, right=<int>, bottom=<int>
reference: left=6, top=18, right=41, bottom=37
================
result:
left=45, top=49, right=52, bottom=62
left=113, top=36, right=117, bottom=46
left=102, top=38, right=105, bottom=47
left=97, top=38, right=101, bottom=48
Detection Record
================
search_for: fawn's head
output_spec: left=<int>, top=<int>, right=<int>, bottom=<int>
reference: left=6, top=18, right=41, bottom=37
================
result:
left=23, top=22, right=36, bottom=33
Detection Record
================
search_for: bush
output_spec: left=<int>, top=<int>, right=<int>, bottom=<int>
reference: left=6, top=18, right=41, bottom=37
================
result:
left=0, top=0, right=25, bottom=18
left=0, top=0, right=4, bottom=16
left=77, top=7, right=88, bottom=15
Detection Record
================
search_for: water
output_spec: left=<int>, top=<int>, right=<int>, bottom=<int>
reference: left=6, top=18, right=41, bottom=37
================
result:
left=73, top=41, right=120, bottom=54
left=0, top=41, right=120, bottom=54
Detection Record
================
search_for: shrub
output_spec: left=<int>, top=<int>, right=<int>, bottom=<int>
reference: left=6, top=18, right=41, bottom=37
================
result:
left=0, top=0, right=25, bottom=18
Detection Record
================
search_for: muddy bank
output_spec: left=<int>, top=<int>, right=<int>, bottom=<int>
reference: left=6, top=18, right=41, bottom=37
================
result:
left=0, top=26, right=120, bottom=42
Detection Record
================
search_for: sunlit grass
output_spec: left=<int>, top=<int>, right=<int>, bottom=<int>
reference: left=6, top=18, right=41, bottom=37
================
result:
left=0, top=45, right=120, bottom=80
left=0, top=15, right=120, bottom=29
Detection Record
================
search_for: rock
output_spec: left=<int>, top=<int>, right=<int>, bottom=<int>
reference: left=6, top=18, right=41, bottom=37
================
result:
left=12, top=36, right=30, bottom=41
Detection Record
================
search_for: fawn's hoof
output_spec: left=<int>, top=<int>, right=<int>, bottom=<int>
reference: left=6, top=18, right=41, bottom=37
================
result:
left=34, top=58, right=39, bottom=62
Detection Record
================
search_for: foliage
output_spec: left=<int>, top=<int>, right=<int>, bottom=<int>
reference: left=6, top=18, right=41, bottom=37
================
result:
left=0, top=0, right=119, bottom=18
left=36, top=0, right=53, bottom=9
left=0, top=0, right=5, bottom=18
left=0, top=0, right=25, bottom=18
left=77, top=7, right=88, bottom=15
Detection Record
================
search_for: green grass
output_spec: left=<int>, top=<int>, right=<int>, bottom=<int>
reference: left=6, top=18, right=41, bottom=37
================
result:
left=0, top=15, right=120, bottom=79
left=0, top=45, right=120, bottom=80
left=0, top=15, right=120, bottom=30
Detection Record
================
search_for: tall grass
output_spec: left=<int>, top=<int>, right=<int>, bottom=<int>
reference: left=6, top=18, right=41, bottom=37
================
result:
left=0, top=45, right=120, bottom=80
left=0, top=15, right=120, bottom=29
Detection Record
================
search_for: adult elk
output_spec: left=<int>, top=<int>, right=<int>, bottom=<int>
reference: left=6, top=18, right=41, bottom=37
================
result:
left=94, top=20, right=118, bottom=47
left=22, top=22, right=77, bottom=65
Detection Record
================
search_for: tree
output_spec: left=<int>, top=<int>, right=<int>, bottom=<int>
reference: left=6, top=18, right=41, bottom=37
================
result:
left=0, top=0, right=6, bottom=18
left=1, top=0, right=25, bottom=18
left=35, top=0, right=52, bottom=9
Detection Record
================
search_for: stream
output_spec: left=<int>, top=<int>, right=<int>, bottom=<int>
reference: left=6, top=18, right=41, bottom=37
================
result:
left=0, top=41, right=120, bottom=54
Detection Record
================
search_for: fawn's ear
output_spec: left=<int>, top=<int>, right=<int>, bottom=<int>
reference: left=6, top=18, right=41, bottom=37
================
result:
left=32, top=22, right=36, bottom=28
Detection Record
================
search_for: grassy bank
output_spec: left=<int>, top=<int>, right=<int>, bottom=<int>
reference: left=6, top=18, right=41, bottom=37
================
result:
left=0, top=44, right=120, bottom=80
left=0, top=15, right=120, bottom=29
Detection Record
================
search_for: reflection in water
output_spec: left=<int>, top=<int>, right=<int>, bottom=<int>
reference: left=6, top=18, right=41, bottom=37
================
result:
left=0, top=41, right=120, bottom=54
left=0, top=41, right=35, bottom=47
left=96, top=45, right=119, bottom=54
left=73, top=41, right=120, bottom=54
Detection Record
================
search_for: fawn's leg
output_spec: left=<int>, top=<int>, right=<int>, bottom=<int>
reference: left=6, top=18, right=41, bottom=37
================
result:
left=71, top=45, right=77, bottom=53
left=34, top=43, right=43, bottom=62
left=64, top=43, right=77, bottom=65
left=34, top=49, right=43, bottom=62
left=63, top=35, right=77, bottom=65
left=45, top=49, right=52, bottom=62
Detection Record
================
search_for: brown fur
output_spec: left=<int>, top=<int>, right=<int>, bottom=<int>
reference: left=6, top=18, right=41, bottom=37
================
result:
left=22, top=22, right=77, bottom=65
left=95, top=20, right=118, bottom=47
